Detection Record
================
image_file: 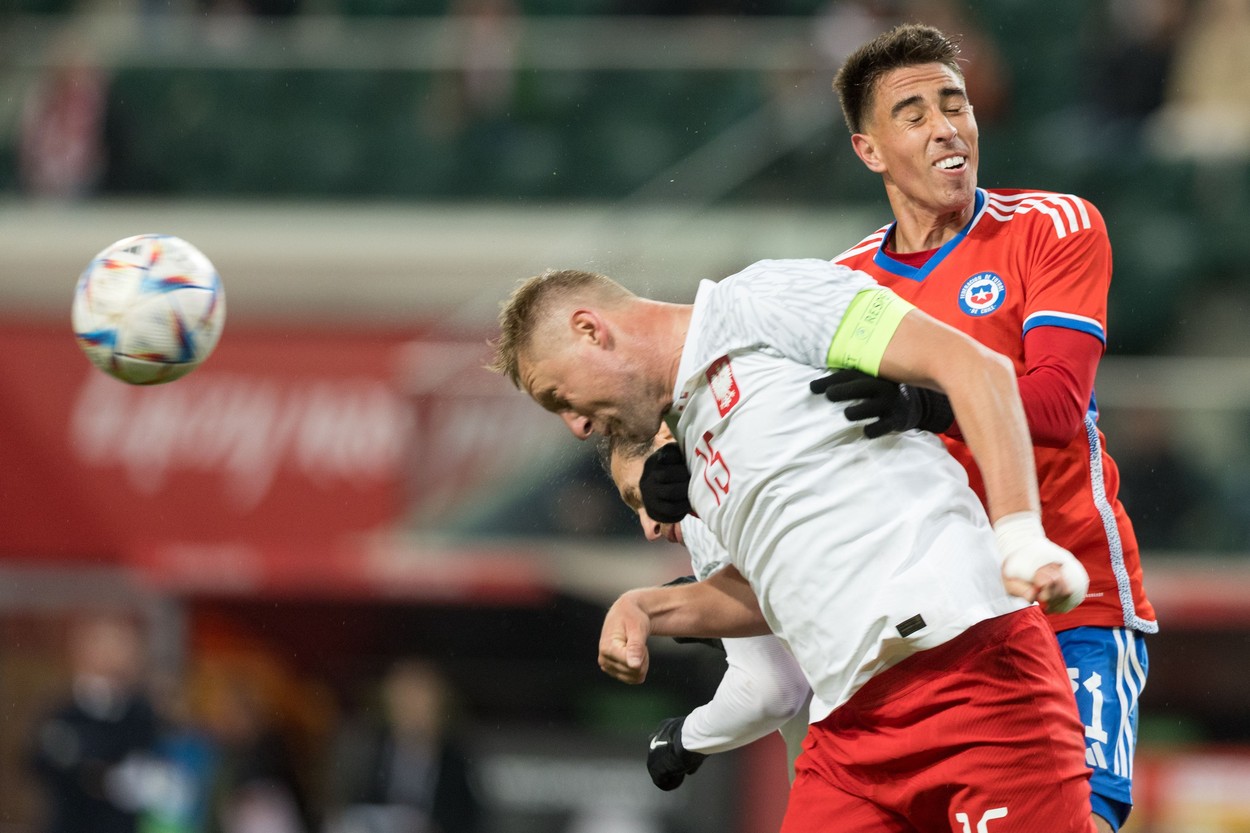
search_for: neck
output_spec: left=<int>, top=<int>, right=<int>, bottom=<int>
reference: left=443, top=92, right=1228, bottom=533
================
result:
left=885, top=187, right=976, bottom=254
left=634, top=299, right=693, bottom=412
left=660, top=303, right=693, bottom=406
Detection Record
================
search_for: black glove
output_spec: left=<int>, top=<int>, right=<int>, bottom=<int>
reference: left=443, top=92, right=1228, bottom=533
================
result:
left=810, top=369, right=954, bottom=439
left=647, top=716, right=707, bottom=791
left=640, top=443, right=692, bottom=524
left=662, top=576, right=725, bottom=654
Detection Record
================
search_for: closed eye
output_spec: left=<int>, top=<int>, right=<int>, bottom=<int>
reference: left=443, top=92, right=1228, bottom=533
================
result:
left=621, top=486, right=643, bottom=513
left=538, top=388, right=572, bottom=413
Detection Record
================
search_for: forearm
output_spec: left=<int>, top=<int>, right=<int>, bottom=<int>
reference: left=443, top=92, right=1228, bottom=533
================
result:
left=878, top=312, right=1039, bottom=523
left=600, top=566, right=768, bottom=685
left=683, top=635, right=810, bottom=754
left=628, top=571, right=769, bottom=639
left=941, top=348, right=1039, bottom=521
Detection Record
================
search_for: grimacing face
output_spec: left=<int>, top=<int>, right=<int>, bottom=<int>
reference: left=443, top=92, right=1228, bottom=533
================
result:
left=519, top=336, right=665, bottom=444
left=608, top=436, right=684, bottom=546
left=857, top=61, right=979, bottom=222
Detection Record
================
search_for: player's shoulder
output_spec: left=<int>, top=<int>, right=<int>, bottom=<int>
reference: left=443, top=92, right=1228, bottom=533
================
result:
left=719, top=258, right=866, bottom=292
left=681, top=517, right=728, bottom=575
left=831, top=224, right=891, bottom=265
left=730, top=257, right=851, bottom=278
left=981, top=188, right=1107, bottom=239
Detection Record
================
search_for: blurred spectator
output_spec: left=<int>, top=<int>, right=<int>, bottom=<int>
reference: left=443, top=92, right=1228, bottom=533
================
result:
left=900, top=0, right=1010, bottom=125
left=1147, top=0, right=1250, bottom=164
left=327, top=659, right=483, bottom=833
left=813, top=0, right=1008, bottom=124
left=1084, top=0, right=1185, bottom=143
left=423, top=0, right=520, bottom=140
left=611, top=0, right=786, bottom=14
left=28, top=614, right=161, bottom=833
left=18, top=35, right=110, bottom=198
left=813, top=0, right=903, bottom=69
left=200, top=671, right=314, bottom=833
left=141, top=673, right=222, bottom=833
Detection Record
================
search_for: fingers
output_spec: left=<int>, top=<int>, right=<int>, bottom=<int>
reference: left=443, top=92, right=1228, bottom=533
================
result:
left=599, top=600, right=651, bottom=684
left=599, top=637, right=649, bottom=683
left=648, top=472, right=690, bottom=492
left=641, top=444, right=692, bottom=523
left=648, top=443, right=686, bottom=469
left=627, top=639, right=648, bottom=670
left=1002, top=575, right=1039, bottom=603
left=809, top=368, right=867, bottom=394
left=1001, top=561, right=1090, bottom=614
left=861, top=419, right=894, bottom=440
left=844, top=396, right=890, bottom=422
left=1034, top=560, right=1089, bottom=614
left=996, top=519, right=1088, bottom=614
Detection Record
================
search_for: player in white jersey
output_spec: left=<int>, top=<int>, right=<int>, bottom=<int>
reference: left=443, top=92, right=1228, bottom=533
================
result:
left=492, top=259, right=1094, bottom=832
left=606, top=430, right=812, bottom=791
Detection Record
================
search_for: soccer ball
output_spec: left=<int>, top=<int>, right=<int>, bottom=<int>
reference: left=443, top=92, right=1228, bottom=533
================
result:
left=72, top=234, right=226, bottom=385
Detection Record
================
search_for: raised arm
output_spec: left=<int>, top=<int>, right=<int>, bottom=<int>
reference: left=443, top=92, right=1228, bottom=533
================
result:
left=876, top=308, right=1088, bottom=611
left=598, top=565, right=767, bottom=685
left=684, top=634, right=810, bottom=753
left=877, top=309, right=1036, bottom=521
left=644, top=632, right=810, bottom=791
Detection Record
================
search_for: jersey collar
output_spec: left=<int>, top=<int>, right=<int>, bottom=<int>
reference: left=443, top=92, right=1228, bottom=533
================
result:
left=871, top=188, right=987, bottom=282
left=666, top=279, right=716, bottom=433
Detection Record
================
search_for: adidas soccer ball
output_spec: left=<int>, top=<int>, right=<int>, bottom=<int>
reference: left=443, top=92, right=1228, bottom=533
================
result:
left=72, top=234, right=226, bottom=385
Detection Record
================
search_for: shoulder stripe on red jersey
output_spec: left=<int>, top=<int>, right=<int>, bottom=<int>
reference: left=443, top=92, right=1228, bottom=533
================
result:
left=832, top=226, right=890, bottom=263
left=985, top=192, right=1091, bottom=239
left=1023, top=310, right=1106, bottom=344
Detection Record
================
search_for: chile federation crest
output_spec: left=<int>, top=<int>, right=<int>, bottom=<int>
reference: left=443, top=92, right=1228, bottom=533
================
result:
left=958, top=272, right=1006, bottom=316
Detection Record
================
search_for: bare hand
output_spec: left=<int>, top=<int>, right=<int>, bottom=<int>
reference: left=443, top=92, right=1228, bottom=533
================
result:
left=599, top=593, right=652, bottom=684
left=1003, top=561, right=1082, bottom=612
left=995, top=512, right=1089, bottom=614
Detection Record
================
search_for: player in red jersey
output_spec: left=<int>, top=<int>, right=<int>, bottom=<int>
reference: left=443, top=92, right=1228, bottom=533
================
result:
left=820, top=23, right=1154, bottom=833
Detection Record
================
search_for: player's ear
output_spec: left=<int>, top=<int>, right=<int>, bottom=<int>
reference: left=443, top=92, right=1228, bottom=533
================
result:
left=570, top=309, right=610, bottom=348
left=851, top=133, right=886, bottom=173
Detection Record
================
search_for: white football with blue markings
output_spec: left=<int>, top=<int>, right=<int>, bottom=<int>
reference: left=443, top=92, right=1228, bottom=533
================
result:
left=72, top=234, right=226, bottom=385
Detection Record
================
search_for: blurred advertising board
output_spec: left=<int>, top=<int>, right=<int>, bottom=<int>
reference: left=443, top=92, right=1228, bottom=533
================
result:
left=0, top=319, right=560, bottom=601
left=1127, top=749, right=1250, bottom=833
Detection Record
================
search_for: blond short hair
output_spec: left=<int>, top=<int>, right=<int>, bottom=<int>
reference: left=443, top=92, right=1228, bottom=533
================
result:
left=490, top=268, right=634, bottom=386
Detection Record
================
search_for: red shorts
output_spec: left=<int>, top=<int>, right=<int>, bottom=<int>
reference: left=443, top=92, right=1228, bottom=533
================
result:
left=782, top=606, right=1095, bottom=833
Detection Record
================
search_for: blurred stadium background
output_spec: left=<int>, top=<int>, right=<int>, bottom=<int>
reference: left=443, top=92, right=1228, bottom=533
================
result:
left=2, top=0, right=1250, bottom=830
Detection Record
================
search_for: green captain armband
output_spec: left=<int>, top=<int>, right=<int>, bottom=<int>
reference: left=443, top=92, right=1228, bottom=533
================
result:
left=825, top=288, right=914, bottom=375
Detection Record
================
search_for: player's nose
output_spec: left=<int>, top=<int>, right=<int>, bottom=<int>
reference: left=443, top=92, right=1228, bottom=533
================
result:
left=639, top=510, right=663, bottom=542
left=560, top=411, right=593, bottom=440
left=934, top=112, right=958, bottom=141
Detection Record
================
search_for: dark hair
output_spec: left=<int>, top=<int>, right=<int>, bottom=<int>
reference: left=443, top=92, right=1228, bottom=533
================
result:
left=833, top=23, right=964, bottom=134
left=598, top=434, right=656, bottom=477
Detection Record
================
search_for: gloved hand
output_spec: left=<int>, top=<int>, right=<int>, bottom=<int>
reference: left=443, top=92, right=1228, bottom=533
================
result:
left=662, top=576, right=725, bottom=654
left=994, top=511, right=1090, bottom=614
left=640, top=443, right=692, bottom=523
left=810, top=369, right=954, bottom=439
left=646, top=716, right=707, bottom=791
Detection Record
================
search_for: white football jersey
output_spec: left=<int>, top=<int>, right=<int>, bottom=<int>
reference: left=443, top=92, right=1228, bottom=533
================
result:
left=679, top=515, right=730, bottom=580
left=668, top=259, right=1025, bottom=717
left=678, top=514, right=812, bottom=765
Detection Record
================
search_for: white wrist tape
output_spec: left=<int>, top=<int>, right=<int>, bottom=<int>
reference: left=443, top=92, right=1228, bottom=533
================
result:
left=993, top=511, right=1051, bottom=580
left=993, top=510, right=1089, bottom=613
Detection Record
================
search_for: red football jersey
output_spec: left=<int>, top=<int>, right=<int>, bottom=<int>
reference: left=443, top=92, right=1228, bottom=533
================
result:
left=834, top=188, right=1155, bottom=634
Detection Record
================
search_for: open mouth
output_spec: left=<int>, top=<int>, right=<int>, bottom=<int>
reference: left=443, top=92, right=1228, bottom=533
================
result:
left=934, top=155, right=967, bottom=171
